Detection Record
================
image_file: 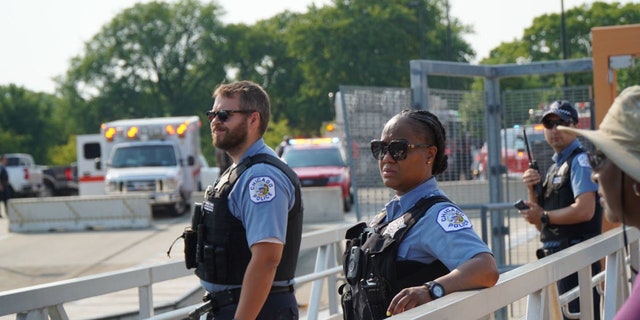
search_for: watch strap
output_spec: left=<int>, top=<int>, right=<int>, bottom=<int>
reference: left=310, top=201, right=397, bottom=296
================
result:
left=426, top=281, right=445, bottom=299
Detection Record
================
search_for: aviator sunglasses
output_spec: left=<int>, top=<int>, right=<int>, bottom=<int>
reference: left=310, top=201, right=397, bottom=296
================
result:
left=206, top=109, right=255, bottom=123
left=370, top=139, right=433, bottom=161
left=587, top=149, right=607, bottom=171
left=541, top=118, right=572, bottom=129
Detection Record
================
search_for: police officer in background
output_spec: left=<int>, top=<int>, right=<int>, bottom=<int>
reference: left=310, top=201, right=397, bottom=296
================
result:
left=0, top=154, right=9, bottom=217
left=518, top=101, right=602, bottom=319
left=196, top=80, right=303, bottom=320
left=340, top=110, right=498, bottom=319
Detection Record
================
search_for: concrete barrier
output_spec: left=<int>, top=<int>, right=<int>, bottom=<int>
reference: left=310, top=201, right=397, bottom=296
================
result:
left=301, top=186, right=344, bottom=223
left=7, top=195, right=152, bottom=233
left=193, top=187, right=345, bottom=224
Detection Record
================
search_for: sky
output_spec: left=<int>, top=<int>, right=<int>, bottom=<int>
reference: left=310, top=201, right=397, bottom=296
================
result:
left=0, top=0, right=624, bottom=94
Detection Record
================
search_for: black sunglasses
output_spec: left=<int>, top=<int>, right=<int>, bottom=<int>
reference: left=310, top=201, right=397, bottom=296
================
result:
left=588, top=150, right=607, bottom=171
left=206, top=109, right=255, bottom=123
left=542, top=118, right=572, bottom=129
left=370, top=139, right=432, bottom=161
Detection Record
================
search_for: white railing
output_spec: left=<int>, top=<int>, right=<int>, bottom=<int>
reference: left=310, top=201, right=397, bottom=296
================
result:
left=0, top=225, right=637, bottom=320
left=0, top=224, right=351, bottom=320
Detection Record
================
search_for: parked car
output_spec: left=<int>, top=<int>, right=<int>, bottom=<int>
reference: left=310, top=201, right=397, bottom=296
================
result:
left=41, top=163, right=78, bottom=197
left=198, top=155, right=220, bottom=191
left=476, top=124, right=553, bottom=179
left=4, top=153, right=44, bottom=198
left=281, top=138, right=354, bottom=212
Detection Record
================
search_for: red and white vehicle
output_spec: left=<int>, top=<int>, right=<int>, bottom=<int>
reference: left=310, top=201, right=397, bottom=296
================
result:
left=76, top=116, right=203, bottom=215
left=281, top=137, right=354, bottom=212
left=476, top=124, right=553, bottom=179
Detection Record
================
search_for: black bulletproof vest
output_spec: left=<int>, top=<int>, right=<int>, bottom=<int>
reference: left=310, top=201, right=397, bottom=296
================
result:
left=341, top=196, right=451, bottom=319
left=194, top=154, right=303, bottom=284
left=540, top=146, right=602, bottom=242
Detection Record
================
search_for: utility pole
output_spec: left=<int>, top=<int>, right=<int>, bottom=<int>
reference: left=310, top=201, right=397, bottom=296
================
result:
left=445, top=0, right=452, bottom=88
left=561, top=0, right=569, bottom=88
left=407, top=1, right=426, bottom=59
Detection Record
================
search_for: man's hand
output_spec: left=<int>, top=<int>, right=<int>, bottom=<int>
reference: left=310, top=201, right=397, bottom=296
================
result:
left=522, top=168, right=541, bottom=188
left=386, top=285, right=431, bottom=316
left=519, top=200, right=544, bottom=230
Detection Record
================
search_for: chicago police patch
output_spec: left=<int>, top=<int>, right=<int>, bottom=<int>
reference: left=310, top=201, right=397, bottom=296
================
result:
left=577, top=153, right=590, bottom=168
left=436, top=206, right=472, bottom=232
left=249, top=176, right=276, bottom=203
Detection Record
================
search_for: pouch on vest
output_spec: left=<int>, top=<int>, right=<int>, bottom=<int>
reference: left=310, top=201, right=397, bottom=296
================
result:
left=339, top=195, right=450, bottom=320
left=165, top=202, right=203, bottom=269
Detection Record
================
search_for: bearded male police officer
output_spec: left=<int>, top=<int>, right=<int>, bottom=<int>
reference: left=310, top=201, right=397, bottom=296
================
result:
left=518, top=101, right=601, bottom=319
left=192, top=81, right=303, bottom=320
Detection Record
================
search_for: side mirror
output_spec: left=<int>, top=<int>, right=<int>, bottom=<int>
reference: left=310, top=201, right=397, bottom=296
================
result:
left=187, top=156, right=195, bottom=166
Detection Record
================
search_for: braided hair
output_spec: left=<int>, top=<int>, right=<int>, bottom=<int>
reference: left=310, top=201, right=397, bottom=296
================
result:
left=399, top=109, right=449, bottom=175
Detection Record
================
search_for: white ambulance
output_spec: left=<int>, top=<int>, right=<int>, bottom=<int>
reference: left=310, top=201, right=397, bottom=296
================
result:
left=76, top=116, right=203, bottom=215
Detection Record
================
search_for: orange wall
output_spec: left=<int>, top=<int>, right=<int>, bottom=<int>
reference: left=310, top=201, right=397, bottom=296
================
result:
left=592, top=24, right=640, bottom=127
left=591, top=24, right=640, bottom=232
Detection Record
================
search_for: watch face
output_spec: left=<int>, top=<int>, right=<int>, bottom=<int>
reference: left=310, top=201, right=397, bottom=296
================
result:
left=432, top=284, right=444, bottom=297
left=429, top=282, right=445, bottom=299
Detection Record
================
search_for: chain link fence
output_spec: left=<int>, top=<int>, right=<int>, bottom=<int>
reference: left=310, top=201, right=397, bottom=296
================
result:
left=337, top=84, right=593, bottom=254
left=336, top=83, right=595, bottom=319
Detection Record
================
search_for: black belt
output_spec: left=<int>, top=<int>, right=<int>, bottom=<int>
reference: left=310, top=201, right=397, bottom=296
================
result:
left=185, top=285, right=295, bottom=320
left=210, top=285, right=294, bottom=306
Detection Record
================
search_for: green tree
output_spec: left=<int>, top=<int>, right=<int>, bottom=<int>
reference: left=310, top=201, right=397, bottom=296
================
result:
left=282, top=0, right=474, bottom=134
left=482, top=1, right=640, bottom=90
left=59, top=0, right=228, bottom=127
left=221, top=15, right=307, bottom=130
left=58, top=0, right=233, bottom=160
left=0, top=85, right=66, bottom=163
left=48, top=135, right=78, bottom=165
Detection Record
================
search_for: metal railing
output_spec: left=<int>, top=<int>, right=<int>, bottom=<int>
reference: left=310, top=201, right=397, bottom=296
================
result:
left=1, top=224, right=637, bottom=320
left=0, top=224, right=351, bottom=320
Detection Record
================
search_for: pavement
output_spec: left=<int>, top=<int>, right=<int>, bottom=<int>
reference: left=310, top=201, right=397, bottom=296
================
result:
left=0, top=196, right=541, bottom=320
left=0, top=202, right=349, bottom=319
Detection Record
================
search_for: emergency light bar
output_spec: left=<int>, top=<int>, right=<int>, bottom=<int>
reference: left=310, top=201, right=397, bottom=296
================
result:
left=103, top=121, right=190, bottom=142
left=289, top=137, right=340, bottom=145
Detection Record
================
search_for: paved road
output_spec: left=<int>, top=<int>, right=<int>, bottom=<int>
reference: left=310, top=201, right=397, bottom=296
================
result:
left=0, top=189, right=540, bottom=319
left=0, top=206, right=191, bottom=293
left=0, top=203, right=347, bottom=319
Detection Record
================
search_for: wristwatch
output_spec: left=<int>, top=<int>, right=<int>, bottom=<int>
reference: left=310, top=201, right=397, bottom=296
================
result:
left=541, top=211, right=550, bottom=224
left=426, top=281, right=445, bottom=300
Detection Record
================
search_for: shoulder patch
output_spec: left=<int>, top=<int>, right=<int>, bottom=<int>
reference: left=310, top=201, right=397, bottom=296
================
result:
left=249, top=176, right=276, bottom=203
left=577, top=153, right=590, bottom=168
left=436, top=206, right=472, bottom=232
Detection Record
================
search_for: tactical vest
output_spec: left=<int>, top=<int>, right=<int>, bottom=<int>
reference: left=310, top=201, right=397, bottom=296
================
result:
left=187, top=154, right=303, bottom=284
left=540, top=146, right=602, bottom=243
left=340, top=196, right=450, bottom=320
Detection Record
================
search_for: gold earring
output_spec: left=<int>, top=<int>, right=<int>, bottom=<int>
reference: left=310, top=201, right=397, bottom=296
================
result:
left=633, top=183, right=640, bottom=197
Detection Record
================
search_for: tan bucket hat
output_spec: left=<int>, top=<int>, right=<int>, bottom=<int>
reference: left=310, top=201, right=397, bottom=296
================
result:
left=559, top=85, right=640, bottom=182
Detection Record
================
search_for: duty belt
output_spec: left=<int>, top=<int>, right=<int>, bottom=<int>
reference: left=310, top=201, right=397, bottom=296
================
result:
left=536, top=237, right=588, bottom=259
left=184, top=285, right=295, bottom=320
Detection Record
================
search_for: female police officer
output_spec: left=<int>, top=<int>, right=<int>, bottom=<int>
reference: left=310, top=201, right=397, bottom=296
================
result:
left=340, top=110, right=499, bottom=319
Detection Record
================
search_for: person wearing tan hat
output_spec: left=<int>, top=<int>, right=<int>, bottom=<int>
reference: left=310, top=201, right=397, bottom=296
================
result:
left=519, top=100, right=602, bottom=319
left=559, top=85, right=640, bottom=319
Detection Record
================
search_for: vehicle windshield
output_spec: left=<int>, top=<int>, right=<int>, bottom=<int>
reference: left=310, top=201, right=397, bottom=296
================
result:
left=5, top=157, right=21, bottom=166
left=283, top=147, right=346, bottom=168
left=110, top=145, right=177, bottom=168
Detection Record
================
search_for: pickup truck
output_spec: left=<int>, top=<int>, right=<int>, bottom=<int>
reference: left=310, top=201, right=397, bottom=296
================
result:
left=4, top=153, right=44, bottom=198
left=41, top=163, right=78, bottom=197
left=198, top=155, right=220, bottom=191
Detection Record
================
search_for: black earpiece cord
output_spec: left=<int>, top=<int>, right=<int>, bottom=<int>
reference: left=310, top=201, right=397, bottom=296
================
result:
left=621, top=172, right=639, bottom=276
